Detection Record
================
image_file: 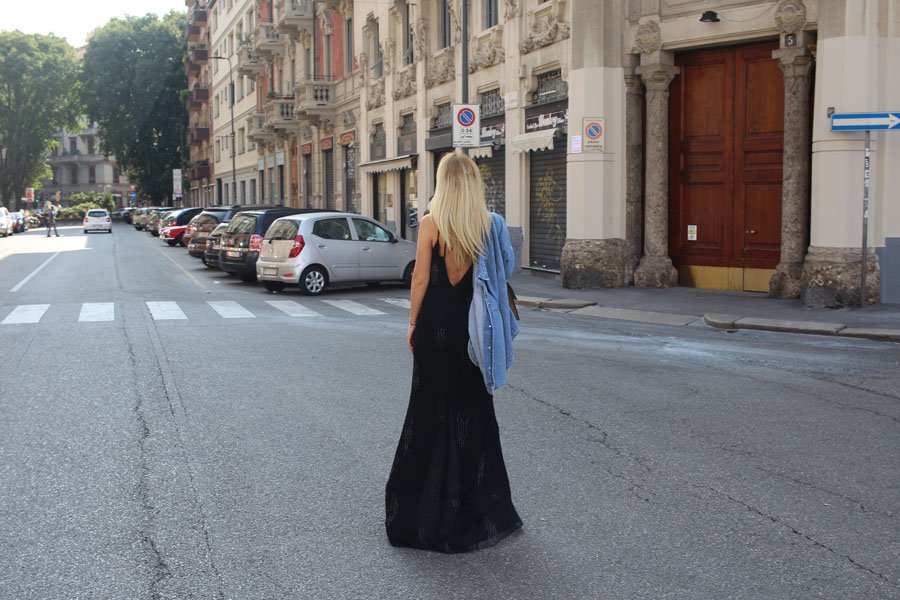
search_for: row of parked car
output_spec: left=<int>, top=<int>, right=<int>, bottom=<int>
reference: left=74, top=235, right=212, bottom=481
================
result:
left=0, top=206, right=37, bottom=236
left=131, top=204, right=418, bottom=295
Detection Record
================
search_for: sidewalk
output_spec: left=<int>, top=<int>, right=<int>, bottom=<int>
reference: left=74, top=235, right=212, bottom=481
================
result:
left=509, top=271, right=900, bottom=343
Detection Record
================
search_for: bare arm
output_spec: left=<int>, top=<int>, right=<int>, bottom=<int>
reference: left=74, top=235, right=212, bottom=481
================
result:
left=407, top=216, right=436, bottom=352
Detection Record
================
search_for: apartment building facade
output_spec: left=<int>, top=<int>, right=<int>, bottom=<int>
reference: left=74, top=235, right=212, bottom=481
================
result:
left=205, top=0, right=899, bottom=305
left=42, top=122, right=131, bottom=207
left=186, top=1, right=215, bottom=207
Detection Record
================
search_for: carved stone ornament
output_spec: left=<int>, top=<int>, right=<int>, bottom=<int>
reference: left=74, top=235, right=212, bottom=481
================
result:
left=392, top=67, right=417, bottom=100
left=320, top=119, right=335, bottom=136
left=635, top=20, right=661, bottom=55
left=413, top=18, right=428, bottom=63
left=469, top=25, right=505, bottom=73
left=448, top=0, right=461, bottom=44
left=520, top=0, right=571, bottom=55
left=358, top=52, right=369, bottom=78
left=339, top=109, right=357, bottom=129
left=366, top=79, right=386, bottom=110
left=774, top=0, right=807, bottom=34
left=299, top=30, right=312, bottom=50
left=425, top=47, right=455, bottom=89
left=381, top=38, right=396, bottom=75
left=504, top=0, right=517, bottom=20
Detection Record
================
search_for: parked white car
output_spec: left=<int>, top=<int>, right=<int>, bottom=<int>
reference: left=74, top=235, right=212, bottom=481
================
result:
left=256, top=212, right=416, bottom=295
left=0, top=207, right=12, bottom=237
left=83, top=209, right=112, bottom=233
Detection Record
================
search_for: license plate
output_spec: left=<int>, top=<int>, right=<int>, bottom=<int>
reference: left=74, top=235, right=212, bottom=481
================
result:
left=263, top=267, right=277, bottom=276
left=226, top=250, right=241, bottom=259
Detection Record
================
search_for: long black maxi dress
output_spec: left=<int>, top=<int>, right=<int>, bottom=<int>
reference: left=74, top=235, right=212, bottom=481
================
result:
left=385, top=243, right=522, bottom=553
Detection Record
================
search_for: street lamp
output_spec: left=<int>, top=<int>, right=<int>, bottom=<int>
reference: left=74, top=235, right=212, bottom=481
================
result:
left=210, top=54, right=237, bottom=205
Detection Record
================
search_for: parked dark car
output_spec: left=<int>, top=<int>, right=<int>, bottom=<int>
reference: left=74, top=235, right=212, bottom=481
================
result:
left=203, top=221, right=230, bottom=269
left=159, top=207, right=202, bottom=246
left=186, top=208, right=232, bottom=258
left=219, top=208, right=329, bottom=282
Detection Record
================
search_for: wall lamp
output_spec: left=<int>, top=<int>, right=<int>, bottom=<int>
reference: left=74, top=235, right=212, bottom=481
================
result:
left=700, top=10, right=720, bottom=23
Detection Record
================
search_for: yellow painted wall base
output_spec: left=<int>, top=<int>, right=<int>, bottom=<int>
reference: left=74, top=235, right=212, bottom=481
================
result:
left=678, top=266, right=774, bottom=292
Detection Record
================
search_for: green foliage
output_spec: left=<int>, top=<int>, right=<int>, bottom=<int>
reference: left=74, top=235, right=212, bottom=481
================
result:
left=0, top=32, right=82, bottom=210
left=70, top=191, right=115, bottom=213
left=58, top=203, right=99, bottom=220
left=80, top=11, right=187, bottom=202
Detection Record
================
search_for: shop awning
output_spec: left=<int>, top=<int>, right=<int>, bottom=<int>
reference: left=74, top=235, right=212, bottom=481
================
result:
left=468, top=145, right=493, bottom=159
left=510, top=128, right=558, bottom=154
left=358, top=154, right=415, bottom=174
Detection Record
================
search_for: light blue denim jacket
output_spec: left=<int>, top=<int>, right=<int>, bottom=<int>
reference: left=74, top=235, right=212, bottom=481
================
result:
left=468, top=213, right=519, bottom=393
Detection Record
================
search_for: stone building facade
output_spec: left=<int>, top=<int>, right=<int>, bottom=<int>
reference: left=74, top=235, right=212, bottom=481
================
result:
left=43, top=122, right=130, bottom=207
left=185, top=1, right=215, bottom=207
left=202, top=0, right=900, bottom=305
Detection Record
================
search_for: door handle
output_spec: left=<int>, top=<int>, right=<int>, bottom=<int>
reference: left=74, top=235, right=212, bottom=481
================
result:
left=362, top=246, right=372, bottom=251
left=745, top=228, right=757, bottom=235
left=317, top=244, right=326, bottom=248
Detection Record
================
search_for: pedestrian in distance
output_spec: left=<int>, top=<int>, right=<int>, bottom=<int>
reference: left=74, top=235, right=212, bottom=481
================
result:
left=385, top=151, right=521, bottom=553
left=46, top=205, right=60, bottom=237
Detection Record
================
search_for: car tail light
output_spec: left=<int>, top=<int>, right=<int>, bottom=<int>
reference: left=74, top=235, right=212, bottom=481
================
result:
left=106, top=217, right=111, bottom=222
left=288, top=235, right=305, bottom=258
left=83, top=217, right=89, bottom=223
left=249, top=234, right=263, bottom=252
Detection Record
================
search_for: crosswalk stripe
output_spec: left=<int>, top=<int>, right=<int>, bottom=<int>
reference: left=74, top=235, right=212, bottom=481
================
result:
left=266, top=300, right=322, bottom=317
left=79, top=303, right=115, bottom=322
left=322, top=299, right=386, bottom=316
left=381, top=298, right=411, bottom=309
left=208, top=300, right=255, bottom=319
left=2, top=304, right=50, bottom=324
left=146, top=301, right=187, bottom=320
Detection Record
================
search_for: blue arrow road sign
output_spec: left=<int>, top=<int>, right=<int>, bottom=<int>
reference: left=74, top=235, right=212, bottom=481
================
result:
left=831, top=112, right=900, bottom=131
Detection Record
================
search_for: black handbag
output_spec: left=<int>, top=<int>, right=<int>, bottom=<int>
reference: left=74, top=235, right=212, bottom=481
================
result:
left=507, top=283, right=520, bottom=321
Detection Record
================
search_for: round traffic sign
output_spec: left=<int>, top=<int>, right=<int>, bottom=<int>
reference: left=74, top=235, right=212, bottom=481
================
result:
left=457, top=108, right=476, bottom=127
left=585, top=122, right=603, bottom=140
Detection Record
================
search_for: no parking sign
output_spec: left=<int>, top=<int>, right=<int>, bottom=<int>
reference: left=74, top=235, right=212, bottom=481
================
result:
left=582, top=118, right=604, bottom=153
left=452, top=104, right=480, bottom=148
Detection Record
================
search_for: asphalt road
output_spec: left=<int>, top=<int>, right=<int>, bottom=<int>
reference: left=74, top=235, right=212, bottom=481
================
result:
left=0, top=223, right=898, bottom=599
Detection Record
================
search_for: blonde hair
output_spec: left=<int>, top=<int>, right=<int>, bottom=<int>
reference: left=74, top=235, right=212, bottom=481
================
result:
left=429, top=152, right=491, bottom=266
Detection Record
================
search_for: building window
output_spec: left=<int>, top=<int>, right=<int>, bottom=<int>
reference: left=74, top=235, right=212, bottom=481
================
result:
left=400, top=113, right=416, bottom=136
left=278, top=165, right=285, bottom=201
left=534, top=69, right=567, bottom=104
left=215, top=94, right=220, bottom=117
left=69, top=137, right=78, bottom=153
left=345, top=18, right=354, bottom=73
left=51, top=169, right=58, bottom=184
left=439, top=0, right=452, bottom=49
left=403, top=4, right=414, bottom=65
left=70, top=165, right=79, bottom=184
left=250, top=178, right=256, bottom=201
left=434, top=102, right=452, bottom=129
left=324, top=34, right=333, bottom=79
left=237, top=75, right=244, bottom=100
left=87, top=136, right=95, bottom=155
left=240, top=180, right=246, bottom=202
left=372, top=21, right=383, bottom=79
left=238, top=127, right=245, bottom=153
left=88, top=166, right=96, bottom=184
left=216, top=140, right=221, bottom=162
left=484, top=0, right=499, bottom=29
left=480, top=88, right=504, bottom=117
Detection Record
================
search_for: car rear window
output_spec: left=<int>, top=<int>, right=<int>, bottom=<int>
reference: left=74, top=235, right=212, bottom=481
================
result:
left=265, top=220, right=299, bottom=240
left=87, top=210, right=107, bottom=217
left=227, top=214, right=257, bottom=234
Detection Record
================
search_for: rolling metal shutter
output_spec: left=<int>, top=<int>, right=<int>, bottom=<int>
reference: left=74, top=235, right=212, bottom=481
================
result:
left=475, top=147, right=506, bottom=217
left=528, top=138, right=567, bottom=271
left=323, top=149, right=335, bottom=210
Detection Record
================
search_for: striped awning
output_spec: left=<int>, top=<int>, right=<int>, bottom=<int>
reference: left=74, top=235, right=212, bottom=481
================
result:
left=510, top=128, right=557, bottom=154
left=468, top=145, right=493, bottom=159
left=357, top=154, right=415, bottom=174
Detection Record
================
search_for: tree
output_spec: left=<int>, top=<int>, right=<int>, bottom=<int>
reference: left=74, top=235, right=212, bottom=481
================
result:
left=0, top=32, right=81, bottom=210
left=80, top=12, right=187, bottom=204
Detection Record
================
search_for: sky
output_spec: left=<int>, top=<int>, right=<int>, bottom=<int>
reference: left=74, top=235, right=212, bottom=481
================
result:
left=3, top=0, right=188, bottom=48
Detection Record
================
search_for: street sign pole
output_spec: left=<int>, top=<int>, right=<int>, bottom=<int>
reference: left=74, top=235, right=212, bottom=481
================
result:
left=831, top=111, right=900, bottom=307
left=460, top=0, right=469, bottom=155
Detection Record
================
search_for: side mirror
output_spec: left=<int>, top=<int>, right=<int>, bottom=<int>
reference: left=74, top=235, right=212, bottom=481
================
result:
left=390, top=235, right=399, bottom=244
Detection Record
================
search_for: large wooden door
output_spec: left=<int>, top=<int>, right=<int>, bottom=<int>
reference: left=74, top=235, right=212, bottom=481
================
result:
left=669, top=41, right=784, bottom=291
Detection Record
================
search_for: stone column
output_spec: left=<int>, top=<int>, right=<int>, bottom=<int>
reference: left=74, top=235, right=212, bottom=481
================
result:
left=769, top=45, right=813, bottom=298
left=633, top=63, right=679, bottom=288
left=624, top=58, right=643, bottom=285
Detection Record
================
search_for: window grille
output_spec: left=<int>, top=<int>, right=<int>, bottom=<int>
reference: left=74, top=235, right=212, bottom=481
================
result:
left=400, top=113, right=416, bottom=135
left=480, top=89, right=504, bottom=118
left=534, top=69, right=567, bottom=104
left=372, top=123, right=386, bottom=144
left=434, top=103, right=452, bottom=129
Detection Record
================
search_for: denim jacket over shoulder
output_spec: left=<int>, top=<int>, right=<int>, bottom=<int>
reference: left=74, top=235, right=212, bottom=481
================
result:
left=468, top=213, right=519, bottom=394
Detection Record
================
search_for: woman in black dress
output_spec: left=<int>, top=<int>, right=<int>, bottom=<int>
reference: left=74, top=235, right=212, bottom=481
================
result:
left=385, top=152, right=521, bottom=553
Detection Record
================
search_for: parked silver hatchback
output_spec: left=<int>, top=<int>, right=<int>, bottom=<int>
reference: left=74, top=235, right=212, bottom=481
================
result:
left=256, top=212, right=416, bottom=294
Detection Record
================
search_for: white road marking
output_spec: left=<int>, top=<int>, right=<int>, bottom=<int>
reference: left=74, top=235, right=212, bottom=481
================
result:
left=322, top=300, right=386, bottom=316
left=265, top=300, right=322, bottom=317
left=2, top=304, right=50, bottom=324
left=79, top=303, right=115, bottom=322
left=381, top=298, right=411, bottom=309
left=10, top=252, right=60, bottom=292
left=208, top=301, right=255, bottom=319
left=146, top=301, right=187, bottom=320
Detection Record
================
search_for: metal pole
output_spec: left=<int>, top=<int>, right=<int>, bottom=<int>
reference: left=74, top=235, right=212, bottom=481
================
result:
left=460, top=0, right=469, bottom=156
left=861, top=130, right=870, bottom=307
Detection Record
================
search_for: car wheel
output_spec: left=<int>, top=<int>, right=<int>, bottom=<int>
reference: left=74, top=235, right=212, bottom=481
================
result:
left=166, top=239, right=177, bottom=247
left=403, top=261, right=415, bottom=287
left=300, top=266, right=328, bottom=295
left=239, top=271, right=257, bottom=283
left=264, top=281, right=286, bottom=293
left=176, top=233, right=185, bottom=246
left=83, top=229, right=88, bottom=234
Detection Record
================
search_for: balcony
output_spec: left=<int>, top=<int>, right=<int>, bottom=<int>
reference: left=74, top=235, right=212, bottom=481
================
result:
left=265, top=96, right=297, bottom=132
left=236, top=43, right=265, bottom=76
left=276, top=0, right=314, bottom=37
left=188, top=126, right=210, bottom=146
left=189, top=163, right=211, bottom=181
left=185, top=24, right=201, bottom=43
left=188, top=85, right=209, bottom=111
left=247, top=112, right=276, bottom=145
left=295, top=81, right=334, bottom=115
left=254, top=22, right=284, bottom=57
left=190, top=46, right=208, bottom=64
left=190, top=4, right=207, bottom=25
